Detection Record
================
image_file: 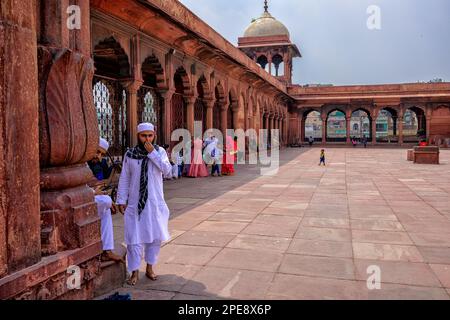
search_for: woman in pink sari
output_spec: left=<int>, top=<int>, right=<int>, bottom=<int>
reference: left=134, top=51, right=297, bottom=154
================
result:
left=187, top=137, right=209, bottom=178
left=221, top=136, right=236, bottom=176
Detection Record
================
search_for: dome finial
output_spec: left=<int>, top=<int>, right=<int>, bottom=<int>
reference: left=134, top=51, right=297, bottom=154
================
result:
left=264, top=0, right=268, bottom=13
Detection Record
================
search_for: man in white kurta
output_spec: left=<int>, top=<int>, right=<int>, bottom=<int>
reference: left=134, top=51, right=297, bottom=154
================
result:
left=90, top=138, right=123, bottom=262
left=117, top=123, right=172, bottom=285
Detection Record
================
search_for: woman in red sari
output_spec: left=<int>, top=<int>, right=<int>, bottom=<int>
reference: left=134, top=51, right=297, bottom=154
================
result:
left=221, top=136, right=237, bottom=176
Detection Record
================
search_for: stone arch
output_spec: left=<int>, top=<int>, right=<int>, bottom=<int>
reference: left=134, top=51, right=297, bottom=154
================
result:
left=173, top=66, right=191, bottom=95
left=171, top=66, right=190, bottom=132
left=403, top=105, right=426, bottom=141
left=256, top=55, right=268, bottom=70
left=376, top=107, right=400, bottom=143
left=196, top=74, right=211, bottom=98
left=93, top=36, right=130, bottom=155
left=93, top=36, right=130, bottom=78
left=430, top=104, right=450, bottom=145
left=326, top=108, right=347, bottom=142
left=302, top=108, right=322, bottom=142
left=272, top=54, right=284, bottom=77
left=141, top=54, right=165, bottom=88
left=350, top=107, right=373, bottom=140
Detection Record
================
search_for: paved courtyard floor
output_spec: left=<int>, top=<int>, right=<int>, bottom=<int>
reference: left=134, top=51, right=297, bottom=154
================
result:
left=106, top=147, right=450, bottom=300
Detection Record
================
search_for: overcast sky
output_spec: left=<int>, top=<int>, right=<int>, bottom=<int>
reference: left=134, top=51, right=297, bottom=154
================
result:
left=178, top=0, right=450, bottom=86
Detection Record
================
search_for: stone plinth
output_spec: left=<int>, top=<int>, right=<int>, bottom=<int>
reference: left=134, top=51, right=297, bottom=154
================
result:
left=413, top=146, right=440, bottom=164
left=407, top=149, right=414, bottom=161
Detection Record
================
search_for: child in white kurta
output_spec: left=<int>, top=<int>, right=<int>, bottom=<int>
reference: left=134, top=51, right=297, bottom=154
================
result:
left=116, top=145, right=173, bottom=275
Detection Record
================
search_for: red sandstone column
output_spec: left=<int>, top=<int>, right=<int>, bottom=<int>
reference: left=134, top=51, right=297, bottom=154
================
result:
left=371, top=119, right=377, bottom=145
left=38, top=0, right=101, bottom=255
left=232, top=106, right=240, bottom=131
left=205, top=99, right=215, bottom=130
left=398, top=110, right=404, bottom=145
left=346, top=117, right=351, bottom=144
left=321, top=117, right=327, bottom=144
left=299, top=113, right=304, bottom=143
left=161, top=89, right=174, bottom=145
left=123, top=80, right=143, bottom=147
left=248, top=111, right=254, bottom=131
left=0, top=0, right=41, bottom=276
left=426, top=108, right=432, bottom=141
left=221, top=105, right=228, bottom=135
left=269, top=115, right=275, bottom=134
left=185, top=96, right=196, bottom=135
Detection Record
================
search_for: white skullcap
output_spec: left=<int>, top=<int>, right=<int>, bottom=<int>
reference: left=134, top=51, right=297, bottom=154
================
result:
left=99, top=138, right=109, bottom=151
left=137, top=122, right=155, bottom=133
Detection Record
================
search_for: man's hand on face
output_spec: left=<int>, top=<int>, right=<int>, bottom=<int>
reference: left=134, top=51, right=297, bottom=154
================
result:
left=144, top=141, right=155, bottom=154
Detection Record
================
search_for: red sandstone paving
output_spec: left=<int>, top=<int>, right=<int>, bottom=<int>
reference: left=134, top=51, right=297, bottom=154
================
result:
left=107, top=148, right=450, bottom=300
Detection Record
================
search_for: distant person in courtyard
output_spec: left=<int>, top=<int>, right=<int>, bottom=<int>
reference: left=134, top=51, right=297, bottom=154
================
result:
left=175, top=148, right=184, bottom=178
left=319, top=149, right=326, bottom=166
left=309, top=136, right=314, bottom=147
left=187, top=136, right=209, bottom=178
left=362, top=135, right=368, bottom=148
left=117, top=122, right=172, bottom=286
left=89, top=138, right=123, bottom=263
left=222, top=135, right=237, bottom=176
left=352, top=137, right=357, bottom=147
left=235, top=136, right=244, bottom=163
left=210, top=137, right=223, bottom=177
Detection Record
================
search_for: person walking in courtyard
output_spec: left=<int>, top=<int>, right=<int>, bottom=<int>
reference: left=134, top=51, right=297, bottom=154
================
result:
left=319, top=149, right=326, bottom=166
left=362, top=135, right=368, bottom=148
left=309, top=136, right=314, bottom=147
left=117, top=122, right=173, bottom=286
left=222, top=135, right=237, bottom=176
left=210, top=137, right=223, bottom=177
left=187, top=136, right=209, bottom=178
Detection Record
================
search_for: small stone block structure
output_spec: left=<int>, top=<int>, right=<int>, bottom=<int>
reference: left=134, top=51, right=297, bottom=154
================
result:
left=413, top=146, right=440, bottom=164
left=407, top=149, right=414, bottom=161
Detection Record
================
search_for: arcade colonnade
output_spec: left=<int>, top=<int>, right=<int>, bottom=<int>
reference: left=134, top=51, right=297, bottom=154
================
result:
left=287, top=102, right=450, bottom=145
left=91, top=10, right=291, bottom=154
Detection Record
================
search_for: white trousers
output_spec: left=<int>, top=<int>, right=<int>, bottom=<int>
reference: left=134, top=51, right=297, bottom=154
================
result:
left=127, top=241, right=162, bottom=273
left=95, top=195, right=114, bottom=251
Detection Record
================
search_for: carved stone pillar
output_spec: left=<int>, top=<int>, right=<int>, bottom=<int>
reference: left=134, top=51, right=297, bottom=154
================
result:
left=38, top=0, right=100, bottom=256
left=371, top=118, right=377, bottom=144
left=204, top=99, right=215, bottom=130
left=426, top=107, right=432, bottom=140
left=123, top=80, right=143, bottom=147
left=232, top=106, right=241, bottom=130
left=221, top=105, right=228, bottom=135
left=161, top=89, right=175, bottom=145
left=299, top=113, right=305, bottom=142
left=322, top=116, right=327, bottom=144
left=398, top=109, right=404, bottom=144
left=185, top=96, right=196, bottom=135
left=0, top=0, right=41, bottom=276
left=392, top=116, right=398, bottom=136
left=346, top=117, right=351, bottom=144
